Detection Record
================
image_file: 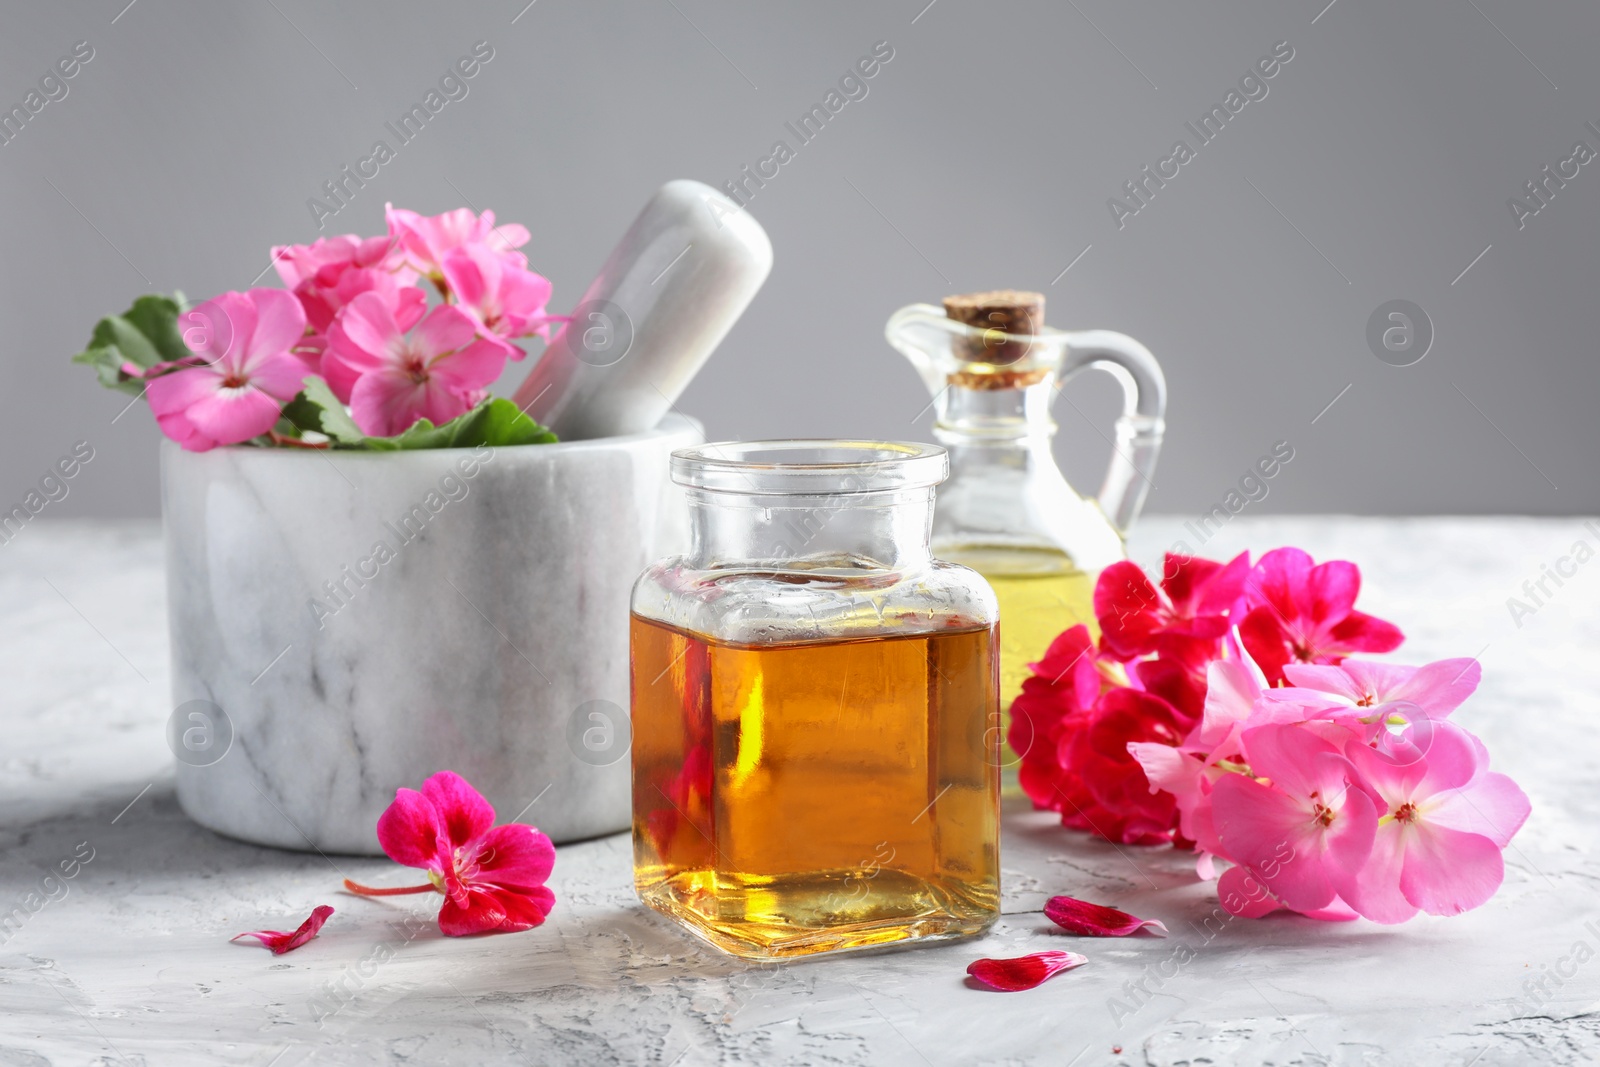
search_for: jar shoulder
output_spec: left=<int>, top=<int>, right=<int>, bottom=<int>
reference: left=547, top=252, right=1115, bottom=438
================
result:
left=631, top=557, right=998, bottom=646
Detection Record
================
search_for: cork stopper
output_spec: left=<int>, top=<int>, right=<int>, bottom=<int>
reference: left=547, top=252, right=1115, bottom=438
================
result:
left=942, top=289, right=1048, bottom=389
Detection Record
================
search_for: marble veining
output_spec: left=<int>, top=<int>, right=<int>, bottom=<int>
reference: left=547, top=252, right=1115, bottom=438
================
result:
left=1, top=516, right=1597, bottom=1065
left=161, top=415, right=699, bottom=854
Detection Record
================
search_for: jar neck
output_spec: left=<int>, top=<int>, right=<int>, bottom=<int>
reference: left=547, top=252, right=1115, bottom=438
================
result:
left=687, top=487, right=935, bottom=571
left=934, top=378, right=1057, bottom=456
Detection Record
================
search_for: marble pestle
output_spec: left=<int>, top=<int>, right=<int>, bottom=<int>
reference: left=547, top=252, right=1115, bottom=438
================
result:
left=512, top=179, right=773, bottom=440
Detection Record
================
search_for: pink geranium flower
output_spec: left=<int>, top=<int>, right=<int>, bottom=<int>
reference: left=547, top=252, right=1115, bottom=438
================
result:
left=344, top=771, right=556, bottom=937
left=1214, top=865, right=1362, bottom=921
left=1341, top=722, right=1531, bottom=923
left=1265, top=657, right=1483, bottom=743
left=320, top=286, right=427, bottom=402
left=386, top=203, right=530, bottom=279
left=272, top=233, right=421, bottom=352
left=1130, top=658, right=1274, bottom=864
left=1095, top=552, right=1251, bottom=668
left=145, top=289, right=313, bottom=451
left=273, top=234, right=397, bottom=291
left=440, top=242, right=558, bottom=349
left=231, top=904, right=334, bottom=954
left=327, top=290, right=510, bottom=435
left=1238, top=547, right=1404, bottom=685
left=1211, top=723, right=1379, bottom=914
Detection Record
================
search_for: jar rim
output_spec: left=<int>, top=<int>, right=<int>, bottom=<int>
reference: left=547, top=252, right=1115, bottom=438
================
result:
left=671, top=439, right=948, bottom=495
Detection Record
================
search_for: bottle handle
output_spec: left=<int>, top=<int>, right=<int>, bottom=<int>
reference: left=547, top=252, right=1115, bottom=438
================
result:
left=1056, top=330, right=1167, bottom=537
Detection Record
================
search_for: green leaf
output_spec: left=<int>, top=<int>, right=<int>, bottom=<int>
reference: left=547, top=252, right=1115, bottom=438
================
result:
left=455, top=398, right=560, bottom=447
left=283, top=376, right=367, bottom=445
left=378, top=397, right=560, bottom=449
left=281, top=382, right=557, bottom=451
left=72, top=292, right=187, bottom=397
left=73, top=344, right=145, bottom=396
left=404, top=397, right=559, bottom=449
left=120, top=292, right=190, bottom=364
left=381, top=418, right=452, bottom=450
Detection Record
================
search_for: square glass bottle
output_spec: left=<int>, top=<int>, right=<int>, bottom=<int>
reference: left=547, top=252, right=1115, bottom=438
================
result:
left=630, top=440, right=1000, bottom=960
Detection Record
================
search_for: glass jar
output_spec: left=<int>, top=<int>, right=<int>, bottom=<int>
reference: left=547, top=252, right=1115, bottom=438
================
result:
left=630, top=440, right=1001, bottom=960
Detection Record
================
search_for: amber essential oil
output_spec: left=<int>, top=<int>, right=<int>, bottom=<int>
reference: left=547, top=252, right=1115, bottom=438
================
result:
left=630, top=614, right=1000, bottom=960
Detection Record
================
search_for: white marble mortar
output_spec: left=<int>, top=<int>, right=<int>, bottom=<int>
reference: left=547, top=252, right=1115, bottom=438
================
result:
left=160, top=414, right=700, bottom=854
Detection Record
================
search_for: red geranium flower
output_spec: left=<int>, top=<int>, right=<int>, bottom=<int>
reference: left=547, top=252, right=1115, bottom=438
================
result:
left=344, top=770, right=556, bottom=937
left=1094, top=552, right=1250, bottom=667
left=1056, top=688, right=1192, bottom=845
left=1130, top=655, right=1208, bottom=722
left=1009, top=625, right=1104, bottom=807
left=1237, top=547, right=1403, bottom=685
left=1011, top=626, right=1194, bottom=846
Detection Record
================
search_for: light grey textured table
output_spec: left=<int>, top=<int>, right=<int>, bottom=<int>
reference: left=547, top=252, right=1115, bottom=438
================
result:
left=3, top=517, right=1596, bottom=1066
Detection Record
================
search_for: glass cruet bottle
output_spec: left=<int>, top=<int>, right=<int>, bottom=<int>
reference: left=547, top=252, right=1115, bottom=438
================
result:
left=886, top=291, right=1166, bottom=711
left=629, top=440, right=1000, bottom=960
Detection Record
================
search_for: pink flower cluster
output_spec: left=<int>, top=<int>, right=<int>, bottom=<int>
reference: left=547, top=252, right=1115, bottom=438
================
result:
left=1012, top=547, right=1531, bottom=924
left=137, top=205, right=556, bottom=449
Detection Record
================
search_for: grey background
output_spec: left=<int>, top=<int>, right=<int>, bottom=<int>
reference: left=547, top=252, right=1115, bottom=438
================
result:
left=3, top=0, right=1593, bottom=520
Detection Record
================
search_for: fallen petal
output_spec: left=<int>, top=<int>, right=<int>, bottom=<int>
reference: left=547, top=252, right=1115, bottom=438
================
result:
left=966, top=951, right=1088, bottom=992
left=1044, top=896, right=1168, bottom=937
left=231, top=905, right=334, bottom=954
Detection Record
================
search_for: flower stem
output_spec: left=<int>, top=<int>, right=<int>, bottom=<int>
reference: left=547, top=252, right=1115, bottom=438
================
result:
left=342, top=877, right=436, bottom=897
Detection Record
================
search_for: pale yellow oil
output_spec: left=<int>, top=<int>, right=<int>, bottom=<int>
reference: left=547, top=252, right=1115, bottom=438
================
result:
left=939, top=545, right=1099, bottom=713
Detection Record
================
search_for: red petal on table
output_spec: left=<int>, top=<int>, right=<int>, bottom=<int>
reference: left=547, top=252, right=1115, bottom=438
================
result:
left=1044, top=896, right=1168, bottom=937
left=230, top=905, right=335, bottom=954
left=966, top=951, right=1088, bottom=992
